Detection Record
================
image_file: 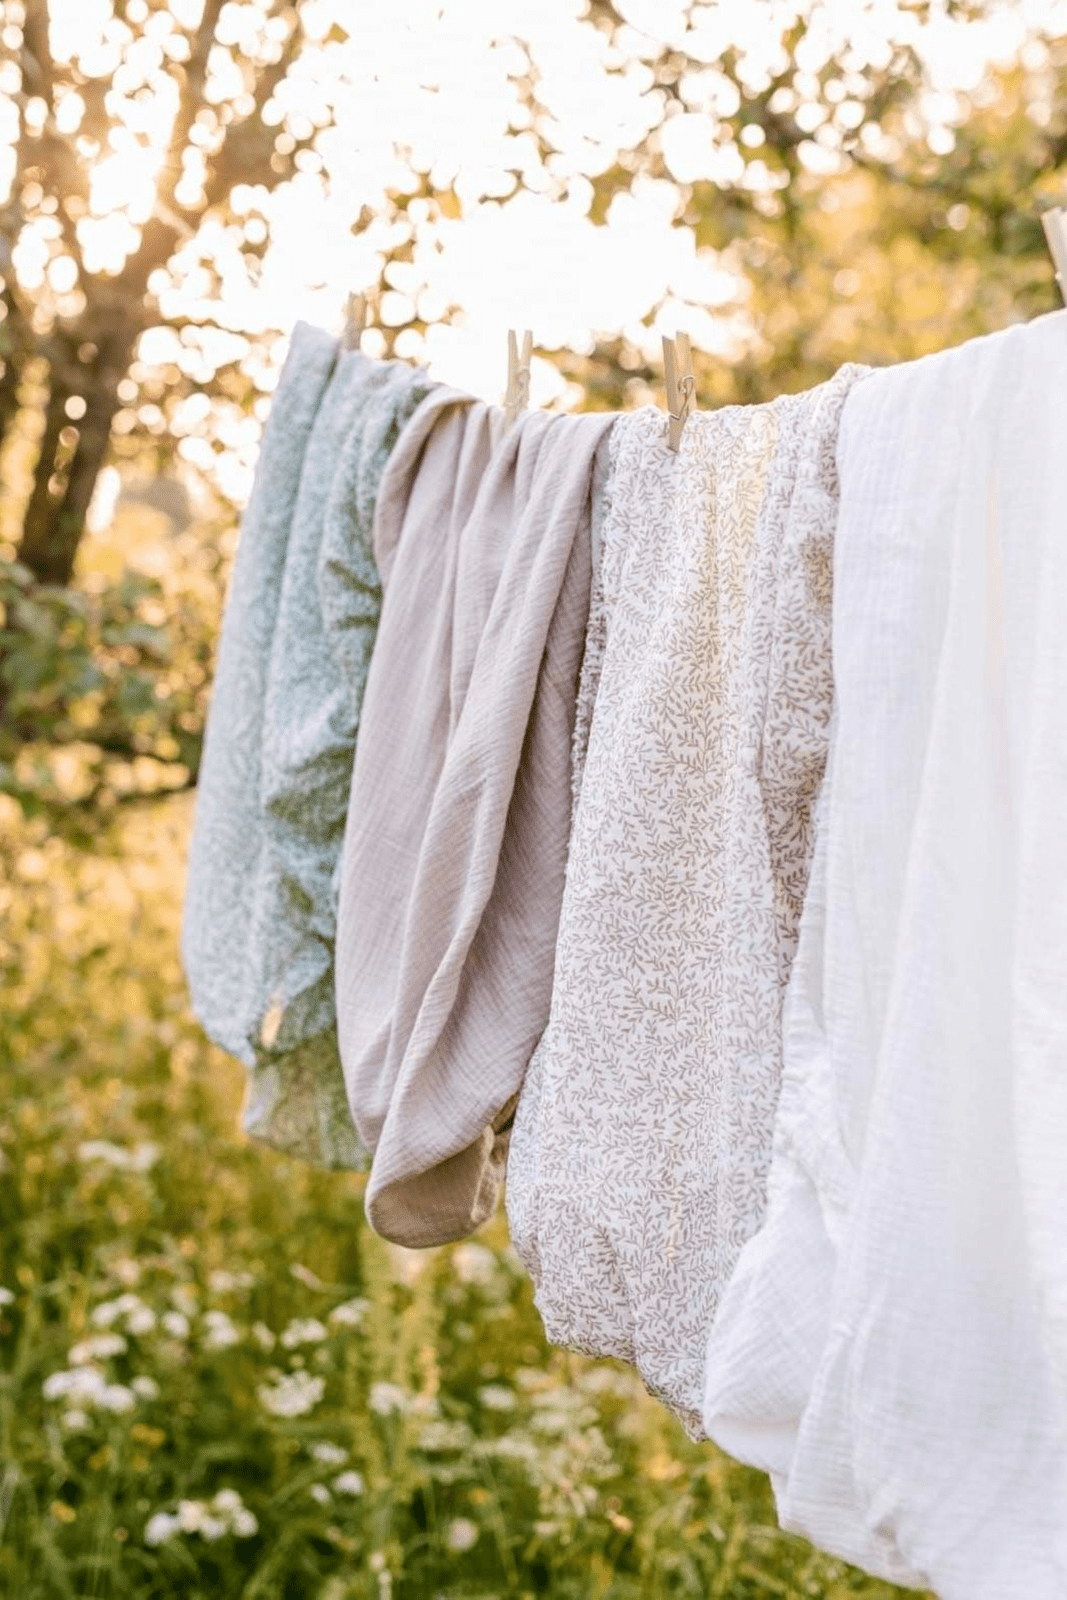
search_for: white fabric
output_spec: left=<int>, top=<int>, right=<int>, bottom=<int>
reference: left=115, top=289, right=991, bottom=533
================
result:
left=703, top=309, right=1067, bottom=1594
left=507, top=369, right=866, bottom=1437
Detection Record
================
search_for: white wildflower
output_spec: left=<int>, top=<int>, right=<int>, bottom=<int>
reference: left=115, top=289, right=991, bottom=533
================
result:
left=61, top=1409, right=91, bottom=1431
left=328, top=1297, right=370, bottom=1329
left=0, top=1287, right=15, bottom=1306
left=309, top=1483, right=332, bottom=1505
left=131, top=1143, right=160, bottom=1172
left=451, top=1244, right=498, bottom=1287
left=474, top=1433, right=539, bottom=1465
left=333, top=1471, right=365, bottom=1496
left=202, top=1310, right=240, bottom=1350
left=144, top=1510, right=180, bottom=1547
left=417, top=1420, right=474, bottom=1452
left=207, top=1269, right=254, bottom=1294
left=131, top=1376, right=160, bottom=1400
left=251, top=1321, right=275, bottom=1350
left=368, top=1381, right=409, bottom=1417
left=68, top=1332, right=127, bottom=1364
left=109, top=1257, right=142, bottom=1287
left=444, top=1517, right=479, bottom=1553
left=477, top=1384, right=515, bottom=1411
left=177, top=1499, right=203, bottom=1533
left=280, top=1317, right=328, bottom=1349
left=126, top=1304, right=157, bottom=1336
left=161, top=1311, right=190, bottom=1339
left=43, top=1366, right=106, bottom=1403
left=99, top=1383, right=136, bottom=1414
left=76, top=1140, right=159, bottom=1173
left=77, top=1140, right=129, bottom=1168
left=257, top=1371, right=325, bottom=1418
left=170, top=1284, right=199, bottom=1317
left=231, top=1508, right=258, bottom=1538
left=143, top=1490, right=256, bottom=1546
left=91, top=1293, right=143, bottom=1328
left=309, top=1441, right=348, bottom=1466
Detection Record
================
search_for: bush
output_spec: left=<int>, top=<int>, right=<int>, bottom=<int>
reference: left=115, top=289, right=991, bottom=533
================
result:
left=0, top=793, right=921, bottom=1599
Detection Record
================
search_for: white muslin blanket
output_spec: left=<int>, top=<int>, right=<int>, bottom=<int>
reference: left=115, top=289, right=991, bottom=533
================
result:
left=507, top=368, right=867, bottom=1436
left=703, top=310, right=1067, bottom=1594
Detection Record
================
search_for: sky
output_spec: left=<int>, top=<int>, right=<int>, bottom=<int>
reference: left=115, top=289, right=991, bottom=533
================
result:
left=5, top=0, right=1067, bottom=499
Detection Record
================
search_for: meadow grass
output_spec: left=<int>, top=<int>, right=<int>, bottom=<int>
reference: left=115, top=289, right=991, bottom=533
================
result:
left=0, top=793, right=924, bottom=1599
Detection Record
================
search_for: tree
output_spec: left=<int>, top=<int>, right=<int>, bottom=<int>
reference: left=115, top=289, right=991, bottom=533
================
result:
left=0, top=0, right=1063, bottom=832
left=1, top=0, right=326, bottom=586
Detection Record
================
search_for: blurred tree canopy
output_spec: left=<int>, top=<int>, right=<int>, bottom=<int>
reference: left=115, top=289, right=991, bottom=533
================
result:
left=0, top=0, right=1064, bottom=833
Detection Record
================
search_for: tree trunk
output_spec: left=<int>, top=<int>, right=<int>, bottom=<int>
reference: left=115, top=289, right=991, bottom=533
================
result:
left=17, top=376, right=69, bottom=583
left=0, top=292, right=30, bottom=462
left=15, top=309, right=137, bottom=586
left=50, top=382, right=125, bottom=581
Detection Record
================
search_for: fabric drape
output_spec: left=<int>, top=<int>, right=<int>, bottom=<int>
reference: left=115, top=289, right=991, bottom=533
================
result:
left=183, top=332, right=432, bottom=1167
left=335, top=394, right=617, bottom=1247
left=507, top=368, right=867, bottom=1436
left=183, top=321, right=337, bottom=1068
left=703, top=310, right=1067, bottom=1596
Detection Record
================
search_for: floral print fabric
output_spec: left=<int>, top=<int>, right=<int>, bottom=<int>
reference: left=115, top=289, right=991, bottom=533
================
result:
left=183, top=332, right=433, bottom=1169
left=506, top=368, right=868, bottom=1436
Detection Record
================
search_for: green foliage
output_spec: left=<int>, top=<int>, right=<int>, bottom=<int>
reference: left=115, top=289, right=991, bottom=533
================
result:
left=2, top=4, right=1066, bottom=829
left=0, top=503, right=223, bottom=834
left=0, top=795, right=926, bottom=1599
left=0, top=10, right=1060, bottom=1590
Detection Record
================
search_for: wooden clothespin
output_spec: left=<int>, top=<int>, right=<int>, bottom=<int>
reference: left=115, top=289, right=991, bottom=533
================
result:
left=1041, top=207, right=1067, bottom=305
left=662, top=332, right=695, bottom=453
left=503, top=329, right=532, bottom=428
left=343, top=292, right=367, bottom=350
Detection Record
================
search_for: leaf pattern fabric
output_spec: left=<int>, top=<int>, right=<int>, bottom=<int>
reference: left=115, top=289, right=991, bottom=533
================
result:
left=506, top=368, right=869, bottom=1437
left=183, top=331, right=433, bottom=1169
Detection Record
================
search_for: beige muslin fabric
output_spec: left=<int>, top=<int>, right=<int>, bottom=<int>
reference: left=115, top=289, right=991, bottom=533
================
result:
left=506, top=369, right=868, bottom=1437
left=335, top=392, right=617, bottom=1247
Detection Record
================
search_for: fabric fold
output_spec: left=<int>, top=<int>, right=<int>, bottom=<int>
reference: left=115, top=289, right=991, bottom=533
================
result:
left=335, top=397, right=617, bottom=1247
left=506, top=368, right=867, bottom=1437
left=703, top=309, right=1067, bottom=1596
left=182, top=322, right=337, bottom=1065
left=183, top=332, right=433, bottom=1169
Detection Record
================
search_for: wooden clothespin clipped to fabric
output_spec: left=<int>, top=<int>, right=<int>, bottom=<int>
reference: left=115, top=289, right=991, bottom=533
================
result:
left=662, top=332, right=696, bottom=452
left=503, top=329, right=533, bottom=428
left=343, top=292, right=367, bottom=350
left=1041, top=206, right=1067, bottom=305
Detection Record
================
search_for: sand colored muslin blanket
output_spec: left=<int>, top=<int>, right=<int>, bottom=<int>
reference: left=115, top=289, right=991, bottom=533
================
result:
left=703, top=312, right=1067, bottom=1596
left=183, top=331, right=432, bottom=1167
left=335, top=393, right=617, bottom=1247
left=506, top=368, right=868, bottom=1437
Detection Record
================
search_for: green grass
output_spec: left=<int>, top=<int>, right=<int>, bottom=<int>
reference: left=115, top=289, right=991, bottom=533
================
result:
left=0, top=792, right=923, bottom=1599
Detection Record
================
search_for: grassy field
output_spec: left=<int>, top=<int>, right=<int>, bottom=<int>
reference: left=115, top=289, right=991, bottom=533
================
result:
left=0, top=791, right=924, bottom=1599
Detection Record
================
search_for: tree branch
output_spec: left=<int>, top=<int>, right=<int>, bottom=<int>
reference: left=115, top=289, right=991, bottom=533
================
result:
left=159, top=0, right=227, bottom=214
left=201, top=15, right=308, bottom=212
left=111, top=0, right=227, bottom=302
left=20, top=0, right=55, bottom=108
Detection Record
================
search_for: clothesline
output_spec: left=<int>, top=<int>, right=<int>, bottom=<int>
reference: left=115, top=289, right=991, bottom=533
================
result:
left=182, top=280, right=1067, bottom=1598
left=338, top=199, right=1067, bottom=448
